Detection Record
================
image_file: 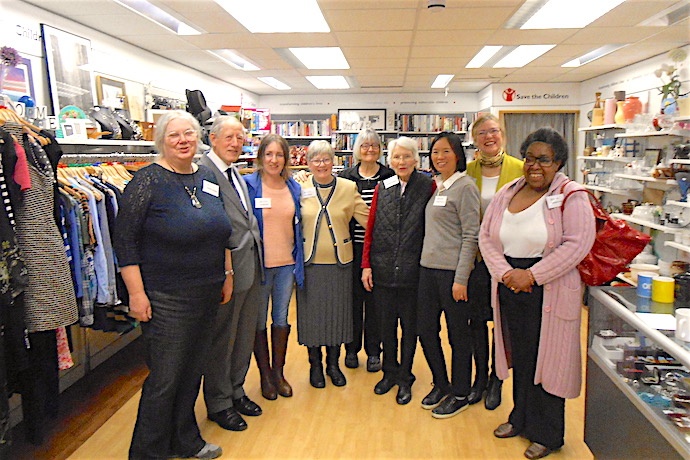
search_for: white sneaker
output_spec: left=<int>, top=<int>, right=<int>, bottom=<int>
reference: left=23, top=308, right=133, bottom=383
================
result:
left=194, top=443, right=222, bottom=459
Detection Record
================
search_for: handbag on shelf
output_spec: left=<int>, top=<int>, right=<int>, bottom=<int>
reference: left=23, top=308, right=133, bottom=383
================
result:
left=560, top=183, right=651, bottom=286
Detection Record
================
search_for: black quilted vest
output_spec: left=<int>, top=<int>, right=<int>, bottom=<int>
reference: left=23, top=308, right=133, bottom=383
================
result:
left=370, top=171, right=433, bottom=287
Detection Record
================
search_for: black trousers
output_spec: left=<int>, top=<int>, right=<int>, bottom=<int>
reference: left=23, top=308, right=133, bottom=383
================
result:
left=345, top=243, right=381, bottom=357
left=500, top=256, right=565, bottom=450
left=374, top=286, right=417, bottom=385
left=417, top=267, right=471, bottom=397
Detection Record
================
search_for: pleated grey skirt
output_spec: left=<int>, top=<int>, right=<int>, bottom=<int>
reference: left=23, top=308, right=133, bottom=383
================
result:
left=296, top=263, right=353, bottom=347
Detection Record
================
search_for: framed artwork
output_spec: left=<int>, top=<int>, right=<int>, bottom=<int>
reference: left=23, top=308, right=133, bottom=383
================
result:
left=41, top=24, right=96, bottom=114
left=3, top=57, right=35, bottom=102
left=337, top=108, right=387, bottom=131
left=96, top=75, right=129, bottom=111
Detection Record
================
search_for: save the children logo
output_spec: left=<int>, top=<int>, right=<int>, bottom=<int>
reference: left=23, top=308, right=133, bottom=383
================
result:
left=503, top=88, right=517, bottom=102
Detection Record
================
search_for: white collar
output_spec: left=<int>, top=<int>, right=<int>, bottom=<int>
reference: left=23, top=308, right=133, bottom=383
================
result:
left=436, top=171, right=465, bottom=192
left=207, top=150, right=233, bottom=173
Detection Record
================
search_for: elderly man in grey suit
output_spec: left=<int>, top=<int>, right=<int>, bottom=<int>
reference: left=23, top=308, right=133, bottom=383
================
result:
left=200, top=116, right=264, bottom=432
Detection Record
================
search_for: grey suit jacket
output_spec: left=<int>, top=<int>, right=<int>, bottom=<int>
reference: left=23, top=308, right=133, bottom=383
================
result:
left=198, top=154, right=263, bottom=292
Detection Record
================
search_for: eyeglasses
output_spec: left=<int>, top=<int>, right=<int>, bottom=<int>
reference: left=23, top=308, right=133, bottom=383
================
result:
left=310, top=157, right=333, bottom=166
left=476, top=128, right=501, bottom=137
left=391, top=154, right=415, bottom=162
left=166, top=129, right=198, bottom=143
left=361, top=143, right=381, bottom=151
left=524, top=155, right=555, bottom=167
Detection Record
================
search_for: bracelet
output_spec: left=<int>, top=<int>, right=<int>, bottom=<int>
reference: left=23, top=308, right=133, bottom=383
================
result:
left=224, top=269, right=234, bottom=276
left=526, top=269, right=535, bottom=285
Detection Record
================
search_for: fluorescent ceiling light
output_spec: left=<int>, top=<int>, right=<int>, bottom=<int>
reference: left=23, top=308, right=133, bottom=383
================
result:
left=493, top=45, right=555, bottom=68
left=289, top=47, right=349, bottom=70
left=431, top=74, right=454, bottom=89
left=562, top=44, right=627, bottom=67
left=209, top=50, right=260, bottom=71
left=258, top=77, right=291, bottom=91
left=113, top=0, right=202, bottom=35
left=638, top=1, right=690, bottom=27
left=507, top=0, right=626, bottom=29
left=466, top=46, right=503, bottom=68
left=215, top=0, right=329, bottom=33
left=305, top=76, right=350, bottom=90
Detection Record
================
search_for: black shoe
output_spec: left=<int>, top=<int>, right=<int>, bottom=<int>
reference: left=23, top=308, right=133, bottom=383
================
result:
left=421, top=386, right=447, bottom=410
left=326, top=365, right=347, bottom=386
left=485, top=377, right=503, bottom=410
left=431, top=395, right=469, bottom=419
left=467, top=381, right=487, bottom=405
left=310, top=365, right=326, bottom=388
left=366, top=355, right=382, bottom=372
left=374, top=376, right=396, bottom=395
left=344, top=352, right=359, bottom=369
left=208, top=408, right=247, bottom=431
left=232, top=396, right=262, bottom=416
left=396, top=383, right=412, bottom=405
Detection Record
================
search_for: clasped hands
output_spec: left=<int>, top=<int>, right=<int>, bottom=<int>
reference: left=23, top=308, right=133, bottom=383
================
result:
left=502, top=268, right=534, bottom=294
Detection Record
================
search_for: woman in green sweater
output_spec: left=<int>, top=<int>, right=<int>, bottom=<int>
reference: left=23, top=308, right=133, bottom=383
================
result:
left=465, top=114, right=524, bottom=410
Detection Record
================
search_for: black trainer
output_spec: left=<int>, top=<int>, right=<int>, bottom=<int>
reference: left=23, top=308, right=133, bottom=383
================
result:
left=431, top=395, right=469, bottom=419
left=421, top=386, right=446, bottom=410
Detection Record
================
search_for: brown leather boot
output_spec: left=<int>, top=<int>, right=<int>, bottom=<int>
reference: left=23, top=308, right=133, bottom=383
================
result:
left=271, top=324, right=293, bottom=397
left=254, top=329, right=277, bottom=400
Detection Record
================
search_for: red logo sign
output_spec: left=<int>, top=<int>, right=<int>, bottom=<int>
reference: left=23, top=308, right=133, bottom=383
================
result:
left=503, top=88, right=516, bottom=102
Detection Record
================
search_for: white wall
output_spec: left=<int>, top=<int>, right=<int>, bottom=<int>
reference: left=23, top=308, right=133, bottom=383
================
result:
left=1, top=0, right=258, bottom=119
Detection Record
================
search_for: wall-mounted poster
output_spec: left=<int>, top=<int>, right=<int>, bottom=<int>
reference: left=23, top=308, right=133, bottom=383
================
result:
left=3, top=57, right=35, bottom=102
left=41, top=24, right=96, bottom=114
left=337, top=109, right=387, bottom=131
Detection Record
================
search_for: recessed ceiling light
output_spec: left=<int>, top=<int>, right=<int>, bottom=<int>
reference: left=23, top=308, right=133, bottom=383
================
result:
left=466, top=46, right=503, bottom=68
left=258, top=77, right=291, bottom=91
left=431, top=74, right=454, bottom=89
left=289, top=47, right=349, bottom=70
left=638, top=2, right=690, bottom=26
left=113, top=0, right=202, bottom=35
left=493, top=45, right=555, bottom=68
left=305, top=76, right=350, bottom=90
left=208, top=50, right=260, bottom=71
left=506, top=0, right=626, bottom=29
left=562, top=44, right=627, bottom=67
left=215, top=0, right=329, bottom=33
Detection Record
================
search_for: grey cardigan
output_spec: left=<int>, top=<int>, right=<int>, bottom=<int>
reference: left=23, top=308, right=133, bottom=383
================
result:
left=420, top=173, right=480, bottom=285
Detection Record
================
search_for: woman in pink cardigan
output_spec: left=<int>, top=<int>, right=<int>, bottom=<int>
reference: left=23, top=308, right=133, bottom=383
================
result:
left=478, top=128, right=595, bottom=460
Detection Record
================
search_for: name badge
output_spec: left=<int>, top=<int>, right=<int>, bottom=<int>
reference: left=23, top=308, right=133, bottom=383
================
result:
left=254, top=197, right=272, bottom=209
left=202, top=180, right=219, bottom=197
left=302, top=188, right=316, bottom=199
left=546, top=194, right=564, bottom=209
left=433, top=195, right=448, bottom=207
left=383, top=175, right=400, bottom=189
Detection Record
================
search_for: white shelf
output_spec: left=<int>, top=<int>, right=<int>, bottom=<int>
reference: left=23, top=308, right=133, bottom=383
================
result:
left=583, top=184, right=632, bottom=195
left=398, top=131, right=467, bottom=135
left=57, top=139, right=155, bottom=146
left=610, top=213, right=679, bottom=233
left=666, top=200, right=690, bottom=208
left=578, top=124, right=626, bottom=132
left=577, top=155, right=632, bottom=162
left=614, top=173, right=677, bottom=185
left=283, top=135, right=331, bottom=140
left=615, top=130, right=690, bottom=138
left=669, top=159, right=690, bottom=165
left=665, top=241, right=690, bottom=253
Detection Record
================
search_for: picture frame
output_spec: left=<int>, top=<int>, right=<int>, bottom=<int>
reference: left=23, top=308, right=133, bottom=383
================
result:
left=96, top=75, right=129, bottom=111
left=644, top=148, right=662, bottom=168
left=41, top=24, right=97, bottom=114
left=337, top=109, right=387, bottom=131
left=3, top=56, right=35, bottom=102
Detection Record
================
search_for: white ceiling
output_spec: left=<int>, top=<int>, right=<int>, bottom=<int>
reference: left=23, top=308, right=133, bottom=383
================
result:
left=21, top=0, right=690, bottom=96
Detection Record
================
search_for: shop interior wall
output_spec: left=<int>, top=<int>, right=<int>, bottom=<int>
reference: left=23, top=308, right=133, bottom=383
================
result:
left=2, top=0, right=259, bottom=119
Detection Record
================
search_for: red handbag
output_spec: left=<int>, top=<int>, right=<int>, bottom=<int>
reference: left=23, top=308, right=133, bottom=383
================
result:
left=561, top=184, right=651, bottom=286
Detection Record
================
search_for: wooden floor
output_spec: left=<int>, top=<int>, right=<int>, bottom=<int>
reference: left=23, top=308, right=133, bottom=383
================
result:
left=14, top=300, right=595, bottom=459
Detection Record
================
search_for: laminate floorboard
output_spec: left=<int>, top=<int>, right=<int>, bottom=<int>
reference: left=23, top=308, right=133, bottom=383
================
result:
left=14, top=298, right=595, bottom=459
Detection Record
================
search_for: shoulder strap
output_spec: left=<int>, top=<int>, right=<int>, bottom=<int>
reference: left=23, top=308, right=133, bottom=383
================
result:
left=560, top=180, right=608, bottom=219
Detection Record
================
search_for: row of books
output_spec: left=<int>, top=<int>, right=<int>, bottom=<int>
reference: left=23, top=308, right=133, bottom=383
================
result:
left=396, top=114, right=469, bottom=133
left=270, top=119, right=333, bottom=137
left=333, top=132, right=398, bottom=151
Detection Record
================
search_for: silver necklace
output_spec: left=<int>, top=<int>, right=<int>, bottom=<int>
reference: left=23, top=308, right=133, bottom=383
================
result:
left=167, top=162, right=202, bottom=209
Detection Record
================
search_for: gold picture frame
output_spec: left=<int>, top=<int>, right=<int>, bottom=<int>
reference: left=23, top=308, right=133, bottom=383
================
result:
left=96, top=75, right=129, bottom=111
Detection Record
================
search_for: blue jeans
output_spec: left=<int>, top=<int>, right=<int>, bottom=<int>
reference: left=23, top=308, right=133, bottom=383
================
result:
left=129, top=284, right=221, bottom=460
left=257, top=264, right=295, bottom=329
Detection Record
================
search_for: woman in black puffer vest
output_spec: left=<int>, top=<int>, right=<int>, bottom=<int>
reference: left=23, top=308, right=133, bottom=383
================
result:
left=361, top=136, right=434, bottom=405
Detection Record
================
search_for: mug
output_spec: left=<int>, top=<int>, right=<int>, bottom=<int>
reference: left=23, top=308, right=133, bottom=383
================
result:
left=637, top=272, right=657, bottom=298
left=676, top=308, right=690, bottom=342
left=652, top=276, right=675, bottom=303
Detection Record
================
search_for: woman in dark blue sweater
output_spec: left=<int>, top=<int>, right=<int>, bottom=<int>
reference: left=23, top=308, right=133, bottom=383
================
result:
left=114, top=111, right=232, bottom=460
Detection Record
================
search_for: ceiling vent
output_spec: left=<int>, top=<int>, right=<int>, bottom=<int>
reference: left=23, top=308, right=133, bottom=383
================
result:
left=427, top=0, right=446, bottom=10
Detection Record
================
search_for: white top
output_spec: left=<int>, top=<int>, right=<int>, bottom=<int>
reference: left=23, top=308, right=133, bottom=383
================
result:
left=499, top=195, right=548, bottom=258
left=480, top=175, right=500, bottom=214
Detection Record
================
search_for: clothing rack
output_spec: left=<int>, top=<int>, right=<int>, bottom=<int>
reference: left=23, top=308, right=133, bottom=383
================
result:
left=59, top=152, right=157, bottom=165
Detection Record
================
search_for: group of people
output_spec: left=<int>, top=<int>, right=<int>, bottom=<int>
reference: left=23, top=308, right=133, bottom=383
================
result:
left=113, top=111, right=595, bottom=460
